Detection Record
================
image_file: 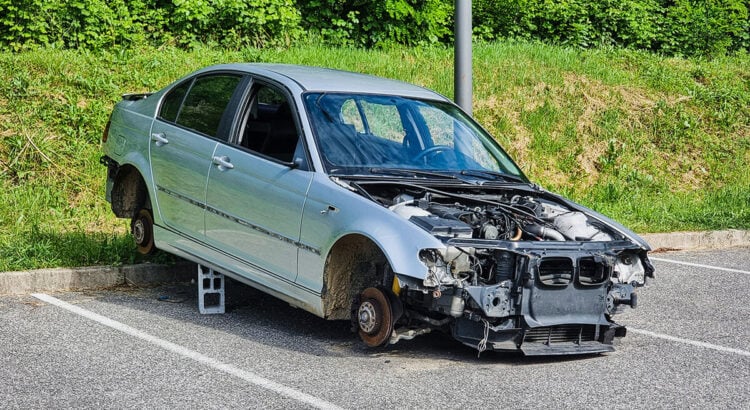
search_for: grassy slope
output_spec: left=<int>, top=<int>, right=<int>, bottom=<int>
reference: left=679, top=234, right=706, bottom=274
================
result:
left=1, top=43, right=748, bottom=270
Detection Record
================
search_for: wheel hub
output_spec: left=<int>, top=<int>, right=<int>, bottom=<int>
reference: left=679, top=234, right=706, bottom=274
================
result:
left=358, top=300, right=378, bottom=334
left=131, top=208, right=155, bottom=255
left=133, top=219, right=145, bottom=244
left=356, top=287, right=394, bottom=347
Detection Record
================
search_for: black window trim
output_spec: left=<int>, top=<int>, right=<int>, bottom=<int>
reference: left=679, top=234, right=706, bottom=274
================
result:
left=157, top=78, right=193, bottom=124
left=155, top=70, right=248, bottom=143
left=226, top=76, right=314, bottom=172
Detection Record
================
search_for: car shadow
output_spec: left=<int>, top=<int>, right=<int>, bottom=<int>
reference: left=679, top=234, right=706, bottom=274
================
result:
left=91, top=277, right=607, bottom=365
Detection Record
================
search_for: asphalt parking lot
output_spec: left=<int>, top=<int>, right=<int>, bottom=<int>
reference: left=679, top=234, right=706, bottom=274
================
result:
left=1, top=247, right=748, bottom=409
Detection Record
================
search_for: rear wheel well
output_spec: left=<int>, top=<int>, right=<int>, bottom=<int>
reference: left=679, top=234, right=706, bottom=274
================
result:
left=111, top=165, right=150, bottom=218
left=322, top=234, right=390, bottom=320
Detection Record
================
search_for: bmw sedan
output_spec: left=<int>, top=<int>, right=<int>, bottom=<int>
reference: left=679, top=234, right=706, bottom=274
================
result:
left=101, top=63, right=654, bottom=355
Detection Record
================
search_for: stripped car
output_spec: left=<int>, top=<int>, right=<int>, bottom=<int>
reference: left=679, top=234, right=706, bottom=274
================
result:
left=102, top=64, right=654, bottom=355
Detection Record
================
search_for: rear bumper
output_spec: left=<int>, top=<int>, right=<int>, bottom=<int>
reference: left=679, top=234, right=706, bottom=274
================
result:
left=100, top=155, right=118, bottom=203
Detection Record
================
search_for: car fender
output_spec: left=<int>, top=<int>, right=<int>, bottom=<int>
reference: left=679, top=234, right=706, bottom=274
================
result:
left=296, top=174, right=445, bottom=292
left=544, top=190, right=652, bottom=251
left=104, top=105, right=160, bottom=224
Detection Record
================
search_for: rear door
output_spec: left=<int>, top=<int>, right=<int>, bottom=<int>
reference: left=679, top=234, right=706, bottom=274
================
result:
left=149, top=73, right=244, bottom=240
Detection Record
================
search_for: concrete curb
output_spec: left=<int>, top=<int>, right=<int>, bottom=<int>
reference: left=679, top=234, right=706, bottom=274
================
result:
left=640, top=229, right=750, bottom=252
left=0, top=262, right=196, bottom=295
left=1, top=230, right=748, bottom=295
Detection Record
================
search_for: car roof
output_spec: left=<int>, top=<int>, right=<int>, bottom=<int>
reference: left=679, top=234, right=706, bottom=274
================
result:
left=200, top=63, right=450, bottom=101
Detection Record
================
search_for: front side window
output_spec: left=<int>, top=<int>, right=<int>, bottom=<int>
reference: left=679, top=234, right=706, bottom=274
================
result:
left=159, top=74, right=242, bottom=139
left=304, top=93, right=525, bottom=179
left=236, top=84, right=301, bottom=164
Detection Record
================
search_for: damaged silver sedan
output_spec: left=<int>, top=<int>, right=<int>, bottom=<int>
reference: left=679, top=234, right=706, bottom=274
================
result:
left=102, top=64, right=654, bottom=355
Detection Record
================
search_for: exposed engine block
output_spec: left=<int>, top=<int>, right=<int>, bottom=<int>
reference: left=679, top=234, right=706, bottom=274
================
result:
left=389, top=192, right=614, bottom=243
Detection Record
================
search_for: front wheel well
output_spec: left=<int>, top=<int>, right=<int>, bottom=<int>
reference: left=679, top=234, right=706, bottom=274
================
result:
left=111, top=164, right=150, bottom=218
left=321, top=234, right=390, bottom=320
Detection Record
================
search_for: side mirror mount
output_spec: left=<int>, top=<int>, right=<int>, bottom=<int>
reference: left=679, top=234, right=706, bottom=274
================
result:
left=290, top=157, right=304, bottom=169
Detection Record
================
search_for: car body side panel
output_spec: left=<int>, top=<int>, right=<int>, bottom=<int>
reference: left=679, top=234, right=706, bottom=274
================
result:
left=543, top=190, right=651, bottom=251
left=104, top=94, right=169, bottom=225
left=106, top=107, right=152, bottom=164
left=296, top=174, right=444, bottom=293
left=149, top=119, right=217, bottom=239
left=104, top=105, right=156, bottom=207
left=153, top=225, right=325, bottom=317
left=204, top=143, right=313, bottom=283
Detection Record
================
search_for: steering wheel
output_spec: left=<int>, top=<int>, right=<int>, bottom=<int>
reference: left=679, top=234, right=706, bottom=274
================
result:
left=411, top=145, right=452, bottom=162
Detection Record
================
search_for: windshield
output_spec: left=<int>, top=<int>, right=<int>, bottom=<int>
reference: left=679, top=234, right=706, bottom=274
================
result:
left=304, top=93, right=527, bottom=181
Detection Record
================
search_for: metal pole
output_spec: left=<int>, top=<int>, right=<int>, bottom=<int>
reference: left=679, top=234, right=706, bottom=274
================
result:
left=454, top=0, right=472, bottom=116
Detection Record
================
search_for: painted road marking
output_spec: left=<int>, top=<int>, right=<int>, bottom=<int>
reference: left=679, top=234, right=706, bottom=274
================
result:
left=31, top=293, right=344, bottom=410
left=650, top=257, right=750, bottom=275
left=629, top=328, right=750, bottom=357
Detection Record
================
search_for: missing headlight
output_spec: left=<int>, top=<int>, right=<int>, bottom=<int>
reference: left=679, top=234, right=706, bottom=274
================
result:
left=614, top=253, right=646, bottom=285
left=419, top=249, right=453, bottom=287
left=578, top=257, right=610, bottom=285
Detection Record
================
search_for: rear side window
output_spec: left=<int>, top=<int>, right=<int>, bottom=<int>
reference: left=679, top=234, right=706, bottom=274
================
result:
left=159, top=81, right=190, bottom=122
left=159, top=74, right=242, bottom=139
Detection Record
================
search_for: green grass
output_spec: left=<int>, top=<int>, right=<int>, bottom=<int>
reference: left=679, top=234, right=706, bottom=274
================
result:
left=1, top=42, right=748, bottom=271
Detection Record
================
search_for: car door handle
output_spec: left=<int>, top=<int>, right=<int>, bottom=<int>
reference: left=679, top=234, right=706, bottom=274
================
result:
left=212, top=155, right=234, bottom=171
left=151, top=132, right=169, bottom=146
left=320, top=205, right=338, bottom=214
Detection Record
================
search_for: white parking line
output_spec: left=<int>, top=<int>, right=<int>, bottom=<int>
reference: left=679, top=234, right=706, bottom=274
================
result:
left=31, top=293, right=344, bottom=410
left=629, top=328, right=750, bottom=357
left=650, top=257, right=750, bottom=275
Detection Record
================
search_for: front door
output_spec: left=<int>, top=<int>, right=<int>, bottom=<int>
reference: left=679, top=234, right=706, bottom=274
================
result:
left=204, top=145, right=311, bottom=282
left=204, top=82, right=312, bottom=283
